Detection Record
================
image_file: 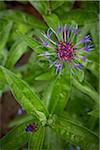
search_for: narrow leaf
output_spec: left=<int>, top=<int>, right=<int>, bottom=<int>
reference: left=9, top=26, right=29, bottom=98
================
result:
left=0, top=10, right=46, bottom=30
left=50, top=1, right=65, bottom=11
left=88, top=107, right=99, bottom=118
left=43, top=13, right=61, bottom=30
left=62, top=10, right=97, bottom=25
left=29, top=1, right=50, bottom=15
left=0, top=124, right=28, bottom=150
left=18, top=32, right=44, bottom=53
left=0, top=21, right=13, bottom=51
left=73, top=79, right=98, bottom=104
left=43, top=126, right=63, bottom=150
left=9, top=114, right=34, bottom=128
left=0, top=66, right=48, bottom=121
left=52, top=115, right=99, bottom=150
left=5, top=39, right=27, bottom=69
left=35, top=72, right=55, bottom=81
left=43, top=70, right=71, bottom=114
left=28, top=127, right=45, bottom=150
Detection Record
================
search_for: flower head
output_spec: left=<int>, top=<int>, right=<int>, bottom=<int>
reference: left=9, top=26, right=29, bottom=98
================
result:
left=39, top=24, right=93, bottom=73
left=25, top=123, right=38, bottom=132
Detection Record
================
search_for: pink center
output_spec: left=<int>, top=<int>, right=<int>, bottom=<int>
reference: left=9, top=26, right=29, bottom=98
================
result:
left=57, top=42, right=74, bottom=61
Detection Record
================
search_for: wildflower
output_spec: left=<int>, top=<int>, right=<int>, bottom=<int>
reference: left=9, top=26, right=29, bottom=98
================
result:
left=25, top=123, right=38, bottom=132
left=39, top=24, right=93, bottom=73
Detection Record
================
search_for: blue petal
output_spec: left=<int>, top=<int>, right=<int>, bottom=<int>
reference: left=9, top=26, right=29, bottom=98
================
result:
left=56, top=25, right=62, bottom=33
left=74, top=64, right=83, bottom=69
left=80, top=35, right=91, bottom=43
left=82, top=56, right=87, bottom=61
left=82, top=45, right=90, bottom=52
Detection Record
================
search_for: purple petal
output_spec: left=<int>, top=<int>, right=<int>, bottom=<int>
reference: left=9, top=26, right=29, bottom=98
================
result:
left=55, top=64, right=62, bottom=71
left=82, top=56, right=87, bottom=61
left=15, top=63, right=21, bottom=68
left=42, top=32, right=57, bottom=45
left=39, top=51, right=50, bottom=57
left=66, top=25, right=69, bottom=31
left=47, top=29, right=51, bottom=39
left=25, top=123, right=37, bottom=132
left=74, top=29, right=80, bottom=35
left=80, top=35, right=91, bottom=43
left=69, top=27, right=80, bottom=34
left=82, top=45, right=90, bottom=52
left=56, top=25, right=62, bottom=33
left=74, top=63, right=83, bottom=69
left=42, top=41, right=55, bottom=49
left=43, top=41, right=48, bottom=46
left=52, top=61, right=62, bottom=73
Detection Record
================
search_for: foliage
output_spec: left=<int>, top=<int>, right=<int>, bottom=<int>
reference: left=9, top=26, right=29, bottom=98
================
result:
left=0, top=1, right=99, bottom=150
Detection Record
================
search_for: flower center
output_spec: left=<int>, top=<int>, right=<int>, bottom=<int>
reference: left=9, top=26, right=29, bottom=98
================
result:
left=57, top=42, right=74, bottom=61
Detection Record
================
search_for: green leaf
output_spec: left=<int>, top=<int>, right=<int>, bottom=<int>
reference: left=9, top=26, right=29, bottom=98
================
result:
left=9, top=114, right=34, bottom=128
left=81, top=1, right=98, bottom=13
left=0, top=48, right=8, bottom=66
left=73, top=79, right=99, bottom=104
left=87, top=62, right=99, bottom=78
left=0, top=68, right=7, bottom=94
left=29, top=1, right=50, bottom=15
left=88, top=107, right=99, bottom=118
left=0, top=10, right=46, bottom=30
left=5, top=39, right=27, bottom=69
left=90, top=22, right=99, bottom=49
left=0, top=66, right=48, bottom=121
left=28, top=127, right=45, bottom=150
left=43, top=13, right=61, bottom=30
left=54, top=1, right=75, bottom=14
left=18, top=32, right=44, bottom=53
left=62, top=10, right=97, bottom=25
left=35, top=71, right=56, bottom=81
left=0, top=21, right=13, bottom=51
left=43, top=13, right=64, bottom=41
left=0, top=124, right=28, bottom=150
left=50, top=1, right=65, bottom=11
left=43, top=70, right=71, bottom=114
left=43, top=126, right=63, bottom=150
left=52, top=115, right=99, bottom=150
left=76, top=24, right=91, bottom=43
